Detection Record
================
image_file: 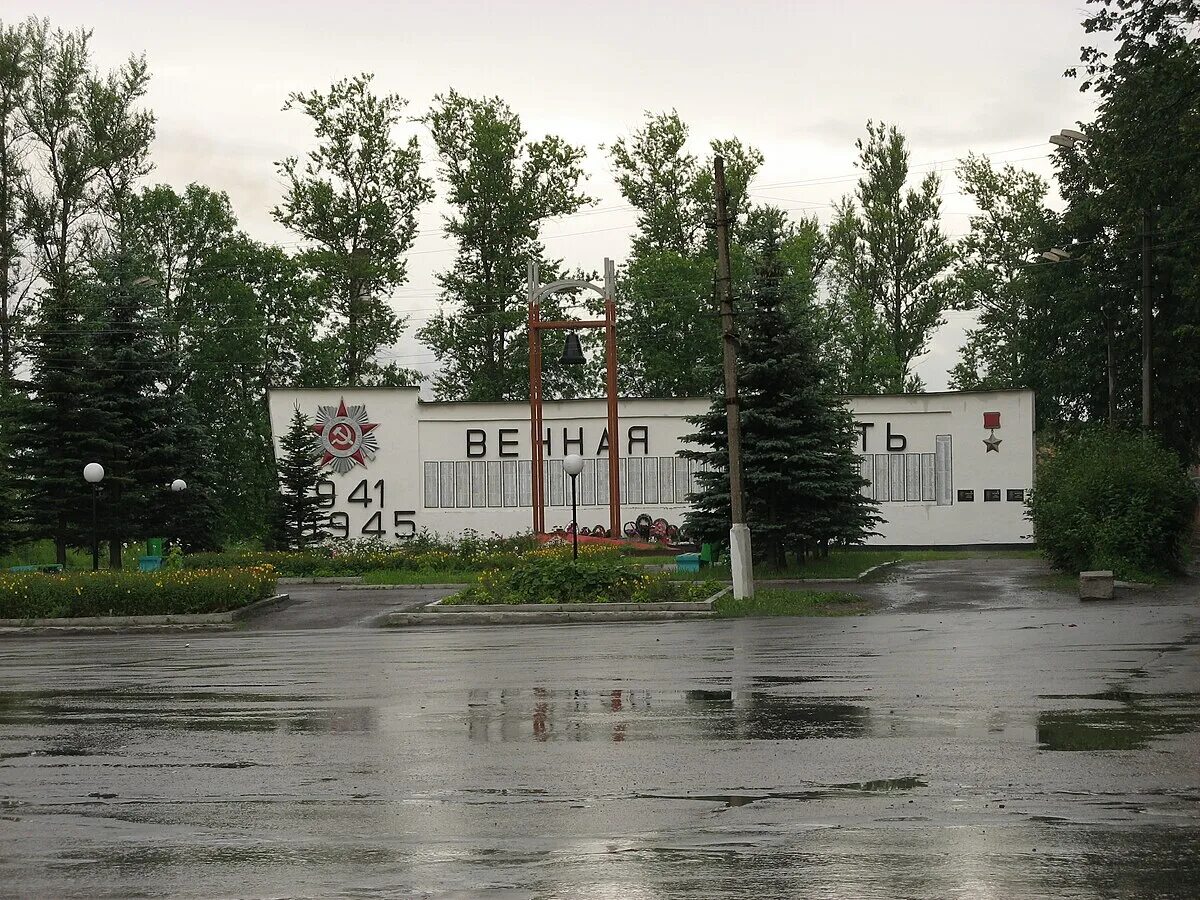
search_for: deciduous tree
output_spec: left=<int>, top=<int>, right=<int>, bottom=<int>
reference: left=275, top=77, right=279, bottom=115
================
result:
left=0, top=20, right=32, bottom=391
left=1050, top=0, right=1200, bottom=460
left=607, top=110, right=763, bottom=397
left=274, top=73, right=431, bottom=386
left=15, top=21, right=153, bottom=563
left=826, top=121, right=952, bottom=393
left=949, top=154, right=1057, bottom=391
left=417, top=91, right=592, bottom=401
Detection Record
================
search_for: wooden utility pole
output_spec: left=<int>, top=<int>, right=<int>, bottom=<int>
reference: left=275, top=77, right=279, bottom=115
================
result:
left=713, top=156, right=744, bottom=525
left=713, top=155, right=752, bottom=599
left=1140, top=208, right=1154, bottom=431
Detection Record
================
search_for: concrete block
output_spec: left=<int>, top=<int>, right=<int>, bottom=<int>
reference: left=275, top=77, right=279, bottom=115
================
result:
left=1079, top=570, right=1114, bottom=600
left=730, top=524, right=754, bottom=600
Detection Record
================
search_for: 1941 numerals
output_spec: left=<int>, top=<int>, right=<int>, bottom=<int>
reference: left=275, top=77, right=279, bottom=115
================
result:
left=319, top=479, right=414, bottom=538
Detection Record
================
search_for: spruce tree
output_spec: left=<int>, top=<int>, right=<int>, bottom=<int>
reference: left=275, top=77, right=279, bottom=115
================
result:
left=86, top=254, right=166, bottom=567
left=144, top=388, right=222, bottom=553
left=12, top=275, right=97, bottom=564
left=684, top=235, right=881, bottom=567
left=0, top=393, right=21, bottom=556
left=275, top=405, right=326, bottom=549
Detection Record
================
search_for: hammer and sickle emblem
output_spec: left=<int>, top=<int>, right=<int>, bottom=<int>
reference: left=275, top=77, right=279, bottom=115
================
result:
left=328, top=422, right=356, bottom=451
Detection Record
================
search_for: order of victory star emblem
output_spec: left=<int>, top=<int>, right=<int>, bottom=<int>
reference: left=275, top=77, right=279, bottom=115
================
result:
left=312, top=398, right=379, bottom=474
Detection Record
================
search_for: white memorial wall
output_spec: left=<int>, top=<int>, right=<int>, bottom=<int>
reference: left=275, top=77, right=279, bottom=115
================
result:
left=268, top=387, right=1035, bottom=547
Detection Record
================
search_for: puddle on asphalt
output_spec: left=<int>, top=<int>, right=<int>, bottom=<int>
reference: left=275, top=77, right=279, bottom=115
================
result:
left=1036, top=687, right=1200, bottom=751
left=634, top=776, right=926, bottom=809
left=465, top=688, right=869, bottom=742
left=0, top=687, right=376, bottom=736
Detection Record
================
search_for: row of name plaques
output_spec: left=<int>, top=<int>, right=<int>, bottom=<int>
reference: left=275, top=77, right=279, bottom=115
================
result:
left=957, top=489, right=1025, bottom=502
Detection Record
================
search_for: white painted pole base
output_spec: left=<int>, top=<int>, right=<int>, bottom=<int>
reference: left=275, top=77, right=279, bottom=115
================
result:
left=729, top=523, right=754, bottom=599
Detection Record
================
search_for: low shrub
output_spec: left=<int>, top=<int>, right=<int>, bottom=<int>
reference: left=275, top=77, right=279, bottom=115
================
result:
left=1028, top=430, right=1197, bottom=579
left=446, top=548, right=717, bottom=605
left=0, top=566, right=277, bottom=619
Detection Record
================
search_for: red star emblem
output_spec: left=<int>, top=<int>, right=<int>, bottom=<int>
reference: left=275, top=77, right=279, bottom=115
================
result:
left=311, top=398, right=380, bottom=473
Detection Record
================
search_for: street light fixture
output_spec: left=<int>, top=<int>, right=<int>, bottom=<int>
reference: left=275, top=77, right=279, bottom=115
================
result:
left=563, top=454, right=584, bottom=561
left=83, top=463, right=105, bottom=571
left=1049, top=128, right=1088, bottom=148
left=1040, top=247, right=1072, bottom=263
left=170, top=479, right=187, bottom=492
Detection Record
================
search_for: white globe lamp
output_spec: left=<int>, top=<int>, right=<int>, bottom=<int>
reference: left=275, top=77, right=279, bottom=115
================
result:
left=563, top=454, right=585, bottom=561
left=83, top=463, right=105, bottom=571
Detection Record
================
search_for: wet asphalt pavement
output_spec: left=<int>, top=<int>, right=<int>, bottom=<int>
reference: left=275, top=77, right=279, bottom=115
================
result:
left=0, top=561, right=1198, bottom=899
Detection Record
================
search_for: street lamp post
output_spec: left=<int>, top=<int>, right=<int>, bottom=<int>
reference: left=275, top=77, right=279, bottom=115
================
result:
left=83, top=463, right=105, bottom=571
left=169, top=479, right=187, bottom=558
left=563, top=454, right=584, bottom=562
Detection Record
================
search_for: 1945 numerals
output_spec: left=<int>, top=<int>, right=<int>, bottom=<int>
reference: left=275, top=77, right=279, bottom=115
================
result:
left=319, top=479, right=415, bottom=539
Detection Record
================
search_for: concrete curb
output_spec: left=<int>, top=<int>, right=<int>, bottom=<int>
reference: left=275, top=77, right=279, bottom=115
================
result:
left=337, top=583, right=467, bottom=591
left=278, top=577, right=363, bottom=585
left=0, top=593, right=290, bottom=633
left=663, top=560, right=901, bottom=588
left=856, top=560, right=903, bottom=582
left=380, top=609, right=716, bottom=626
left=378, top=585, right=732, bottom=628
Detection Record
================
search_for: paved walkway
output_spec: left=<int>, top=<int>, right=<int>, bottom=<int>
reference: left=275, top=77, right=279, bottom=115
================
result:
left=1, top=565, right=1196, bottom=898
left=243, top=558, right=1200, bottom=631
left=242, top=584, right=459, bottom=630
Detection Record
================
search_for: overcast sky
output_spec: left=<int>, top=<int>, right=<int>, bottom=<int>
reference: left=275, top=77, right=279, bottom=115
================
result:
left=16, top=1, right=1100, bottom=390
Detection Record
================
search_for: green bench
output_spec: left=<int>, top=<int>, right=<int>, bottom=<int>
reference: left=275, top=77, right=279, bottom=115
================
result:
left=8, top=564, right=64, bottom=574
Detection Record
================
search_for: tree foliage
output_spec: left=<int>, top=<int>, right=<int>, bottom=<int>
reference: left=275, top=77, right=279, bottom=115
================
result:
left=1029, top=429, right=1196, bottom=578
left=827, top=121, right=952, bottom=393
left=274, top=73, right=432, bottom=386
left=275, top=405, right=326, bottom=550
left=1028, top=0, right=1200, bottom=459
left=684, top=226, right=880, bottom=565
left=949, top=154, right=1058, bottom=391
left=417, top=91, right=593, bottom=402
left=608, top=110, right=763, bottom=397
left=128, top=184, right=329, bottom=541
left=8, top=21, right=156, bottom=563
left=0, top=20, right=33, bottom=391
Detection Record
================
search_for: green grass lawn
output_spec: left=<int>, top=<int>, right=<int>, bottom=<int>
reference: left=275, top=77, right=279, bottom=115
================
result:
left=360, top=569, right=480, bottom=585
left=714, top=588, right=873, bottom=618
left=0, top=540, right=94, bottom=570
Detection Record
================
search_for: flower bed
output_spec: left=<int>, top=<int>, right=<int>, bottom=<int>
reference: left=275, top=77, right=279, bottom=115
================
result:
left=185, top=533, right=537, bottom=577
left=444, top=548, right=718, bottom=605
left=0, top=566, right=277, bottom=620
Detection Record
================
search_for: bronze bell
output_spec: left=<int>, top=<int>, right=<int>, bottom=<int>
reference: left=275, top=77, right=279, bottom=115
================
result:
left=559, top=332, right=585, bottom=365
